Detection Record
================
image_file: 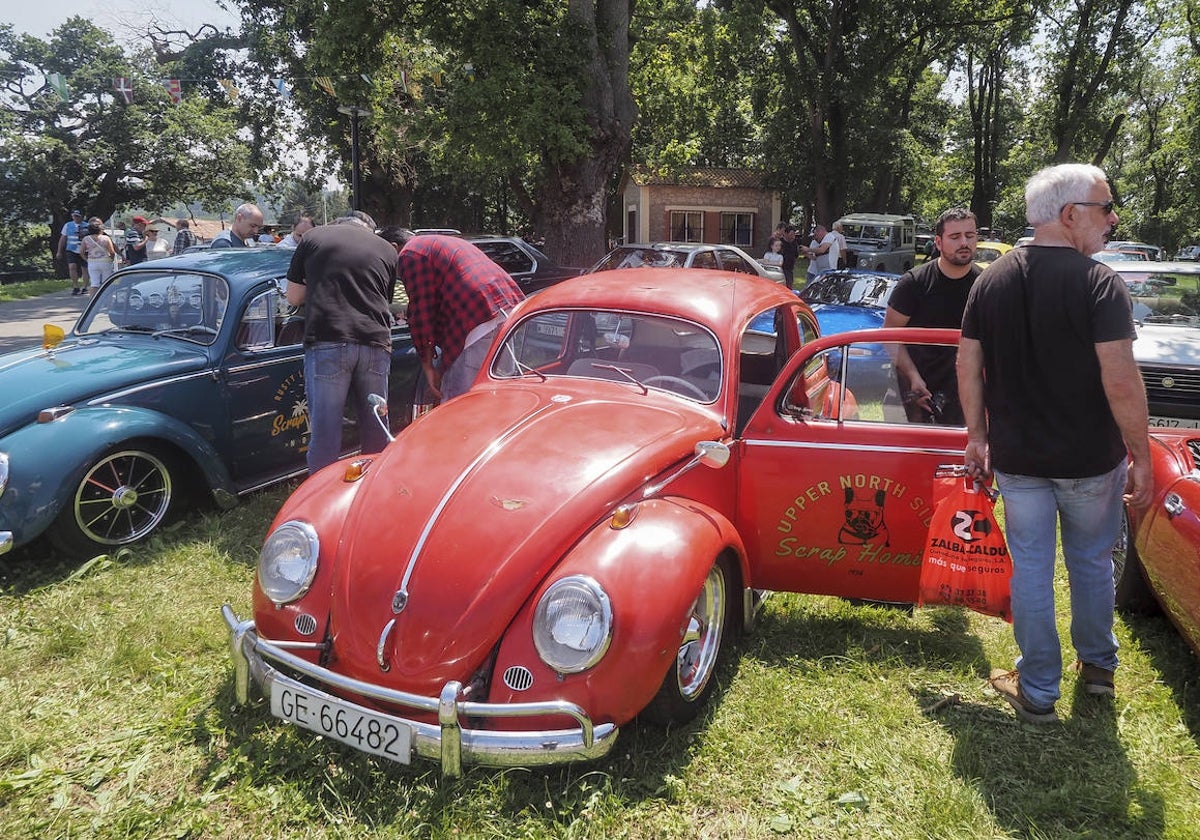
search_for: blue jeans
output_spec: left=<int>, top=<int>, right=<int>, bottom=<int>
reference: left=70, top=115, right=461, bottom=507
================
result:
left=303, top=341, right=391, bottom=474
left=995, top=462, right=1126, bottom=708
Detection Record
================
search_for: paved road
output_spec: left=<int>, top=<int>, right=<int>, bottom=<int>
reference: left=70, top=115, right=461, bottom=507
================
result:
left=0, top=289, right=88, bottom=354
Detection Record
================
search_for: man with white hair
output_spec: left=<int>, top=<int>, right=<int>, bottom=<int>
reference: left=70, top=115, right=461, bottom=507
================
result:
left=957, top=163, right=1151, bottom=723
left=210, top=203, right=264, bottom=248
left=278, top=216, right=314, bottom=248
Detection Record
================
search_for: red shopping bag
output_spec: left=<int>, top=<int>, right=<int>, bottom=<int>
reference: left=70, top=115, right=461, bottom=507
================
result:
left=917, top=469, right=1012, bottom=622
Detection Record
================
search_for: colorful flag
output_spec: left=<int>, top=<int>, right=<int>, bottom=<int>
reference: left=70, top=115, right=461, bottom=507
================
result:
left=360, top=74, right=372, bottom=85
left=162, top=78, right=182, bottom=104
left=113, top=77, right=133, bottom=104
left=273, top=78, right=291, bottom=100
left=315, top=76, right=336, bottom=97
left=431, top=70, right=443, bottom=88
left=219, top=79, right=240, bottom=102
left=47, top=72, right=69, bottom=101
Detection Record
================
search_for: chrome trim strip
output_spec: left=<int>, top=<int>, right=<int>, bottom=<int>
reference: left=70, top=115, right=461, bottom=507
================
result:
left=225, top=354, right=304, bottom=375
left=87, top=369, right=214, bottom=405
left=221, top=605, right=619, bottom=777
left=743, top=438, right=964, bottom=457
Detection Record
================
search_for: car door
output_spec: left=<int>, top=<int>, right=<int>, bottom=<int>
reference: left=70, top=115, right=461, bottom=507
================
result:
left=472, top=239, right=536, bottom=292
left=716, top=249, right=758, bottom=277
left=736, top=327, right=967, bottom=601
left=1136, top=472, right=1200, bottom=652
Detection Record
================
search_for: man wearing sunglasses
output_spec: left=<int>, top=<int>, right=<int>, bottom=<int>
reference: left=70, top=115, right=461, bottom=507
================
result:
left=957, top=163, right=1151, bottom=725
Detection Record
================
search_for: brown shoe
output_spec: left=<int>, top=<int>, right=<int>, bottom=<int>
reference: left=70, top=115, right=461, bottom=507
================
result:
left=1073, top=661, right=1115, bottom=697
left=988, top=669, right=1058, bottom=723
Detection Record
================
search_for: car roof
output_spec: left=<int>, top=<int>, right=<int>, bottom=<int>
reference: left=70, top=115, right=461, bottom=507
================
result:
left=518, top=267, right=800, bottom=329
left=116, top=247, right=293, bottom=290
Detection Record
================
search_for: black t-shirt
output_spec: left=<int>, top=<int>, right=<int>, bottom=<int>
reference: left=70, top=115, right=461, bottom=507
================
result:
left=889, top=259, right=981, bottom=418
left=287, top=224, right=398, bottom=350
left=960, top=246, right=1135, bottom=478
left=779, top=238, right=800, bottom=271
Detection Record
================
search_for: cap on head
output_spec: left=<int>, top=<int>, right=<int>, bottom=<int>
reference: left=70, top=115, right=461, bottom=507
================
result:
left=132, top=215, right=148, bottom=224
left=71, top=210, right=82, bottom=217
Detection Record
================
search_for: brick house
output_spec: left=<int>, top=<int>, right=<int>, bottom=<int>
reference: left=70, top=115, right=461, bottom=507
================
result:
left=619, top=166, right=782, bottom=259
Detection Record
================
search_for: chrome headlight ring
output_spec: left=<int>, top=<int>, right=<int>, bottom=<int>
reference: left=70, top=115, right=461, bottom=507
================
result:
left=258, top=520, right=320, bottom=605
left=533, top=575, right=613, bottom=674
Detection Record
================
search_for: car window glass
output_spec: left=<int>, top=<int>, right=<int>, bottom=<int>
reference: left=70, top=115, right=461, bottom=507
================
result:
left=718, top=250, right=753, bottom=274
left=78, top=271, right=228, bottom=344
left=474, top=241, right=533, bottom=274
left=1115, top=269, right=1200, bottom=323
left=691, top=251, right=718, bottom=270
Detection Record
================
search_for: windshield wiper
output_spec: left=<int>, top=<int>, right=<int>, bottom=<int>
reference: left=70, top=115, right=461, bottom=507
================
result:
left=151, top=325, right=219, bottom=342
left=503, top=344, right=547, bottom=381
left=587, top=362, right=649, bottom=394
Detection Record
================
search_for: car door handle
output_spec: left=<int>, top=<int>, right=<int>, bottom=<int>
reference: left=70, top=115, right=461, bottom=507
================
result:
left=1164, top=492, right=1185, bottom=518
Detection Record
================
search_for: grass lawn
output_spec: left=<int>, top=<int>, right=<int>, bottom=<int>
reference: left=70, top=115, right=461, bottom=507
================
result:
left=2, top=484, right=1199, bottom=839
left=0, top=276, right=66, bottom=302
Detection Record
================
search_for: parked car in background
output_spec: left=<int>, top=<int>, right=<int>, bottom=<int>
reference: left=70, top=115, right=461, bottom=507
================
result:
left=835, top=213, right=916, bottom=273
left=1108, top=261, right=1200, bottom=429
left=974, top=240, right=1012, bottom=269
left=467, top=236, right=585, bottom=295
left=0, top=248, right=420, bottom=559
left=1175, top=244, right=1200, bottom=261
left=222, top=266, right=973, bottom=776
left=588, top=242, right=784, bottom=284
left=1108, top=241, right=1163, bottom=261
left=1093, top=249, right=1148, bottom=263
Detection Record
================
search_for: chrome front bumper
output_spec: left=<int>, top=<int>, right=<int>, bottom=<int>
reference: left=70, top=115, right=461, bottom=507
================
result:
left=221, top=605, right=619, bottom=777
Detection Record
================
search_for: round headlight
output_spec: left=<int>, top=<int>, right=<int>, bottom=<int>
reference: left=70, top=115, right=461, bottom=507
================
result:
left=258, top=520, right=320, bottom=605
left=533, top=575, right=612, bottom=674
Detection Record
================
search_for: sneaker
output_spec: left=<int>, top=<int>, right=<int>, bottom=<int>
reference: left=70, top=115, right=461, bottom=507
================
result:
left=988, top=669, right=1058, bottom=723
left=1073, top=661, right=1115, bottom=697
left=71, top=288, right=80, bottom=296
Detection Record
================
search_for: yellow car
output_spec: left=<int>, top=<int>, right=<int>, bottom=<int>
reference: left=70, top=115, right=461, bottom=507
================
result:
left=974, top=240, right=1012, bottom=269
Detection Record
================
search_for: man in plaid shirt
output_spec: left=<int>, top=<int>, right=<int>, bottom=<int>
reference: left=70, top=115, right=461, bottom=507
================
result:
left=390, top=233, right=525, bottom=402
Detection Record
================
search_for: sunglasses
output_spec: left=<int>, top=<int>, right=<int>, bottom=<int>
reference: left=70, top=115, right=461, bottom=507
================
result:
left=1064, top=200, right=1115, bottom=214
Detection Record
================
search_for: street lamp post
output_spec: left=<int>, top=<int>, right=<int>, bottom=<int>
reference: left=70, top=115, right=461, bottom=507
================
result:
left=337, top=105, right=370, bottom=211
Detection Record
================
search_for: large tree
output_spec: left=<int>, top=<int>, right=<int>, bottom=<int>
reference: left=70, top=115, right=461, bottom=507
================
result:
left=0, top=20, right=252, bottom=270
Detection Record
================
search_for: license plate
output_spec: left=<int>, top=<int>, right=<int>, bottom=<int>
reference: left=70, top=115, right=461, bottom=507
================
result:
left=1149, top=416, right=1200, bottom=429
left=271, top=682, right=413, bottom=763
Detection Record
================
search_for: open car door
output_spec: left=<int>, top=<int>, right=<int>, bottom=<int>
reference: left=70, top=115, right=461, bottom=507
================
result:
left=737, top=327, right=968, bottom=602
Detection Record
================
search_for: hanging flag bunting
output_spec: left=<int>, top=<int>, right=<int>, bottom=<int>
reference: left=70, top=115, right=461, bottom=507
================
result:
left=399, top=69, right=408, bottom=90
left=315, top=76, right=336, bottom=97
left=360, top=74, right=372, bottom=85
left=218, top=79, right=240, bottom=101
left=47, top=72, right=69, bottom=101
left=113, top=77, right=133, bottom=104
left=273, top=78, right=291, bottom=100
left=463, top=63, right=475, bottom=82
left=162, top=78, right=182, bottom=104
left=432, top=70, right=443, bottom=88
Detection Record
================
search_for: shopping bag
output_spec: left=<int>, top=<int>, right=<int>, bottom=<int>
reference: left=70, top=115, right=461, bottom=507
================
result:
left=917, top=469, right=1012, bottom=622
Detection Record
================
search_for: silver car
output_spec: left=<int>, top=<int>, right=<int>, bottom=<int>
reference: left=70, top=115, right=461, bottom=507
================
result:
left=589, top=242, right=785, bottom=284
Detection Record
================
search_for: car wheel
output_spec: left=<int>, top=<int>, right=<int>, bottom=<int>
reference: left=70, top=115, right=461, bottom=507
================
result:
left=49, top=446, right=180, bottom=557
left=1113, top=507, right=1158, bottom=614
left=641, top=555, right=732, bottom=725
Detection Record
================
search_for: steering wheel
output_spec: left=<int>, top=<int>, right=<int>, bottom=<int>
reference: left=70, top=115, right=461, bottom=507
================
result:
left=643, top=375, right=710, bottom=400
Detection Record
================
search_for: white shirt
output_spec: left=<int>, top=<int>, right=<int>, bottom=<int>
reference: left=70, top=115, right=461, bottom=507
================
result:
left=809, top=232, right=840, bottom=274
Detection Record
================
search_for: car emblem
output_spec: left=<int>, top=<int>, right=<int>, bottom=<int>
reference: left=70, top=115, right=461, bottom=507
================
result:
left=1163, top=376, right=1176, bottom=388
left=392, top=589, right=408, bottom=614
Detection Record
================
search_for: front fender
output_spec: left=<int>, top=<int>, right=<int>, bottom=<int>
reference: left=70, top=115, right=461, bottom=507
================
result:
left=0, top=405, right=237, bottom=548
left=488, top=496, right=746, bottom=726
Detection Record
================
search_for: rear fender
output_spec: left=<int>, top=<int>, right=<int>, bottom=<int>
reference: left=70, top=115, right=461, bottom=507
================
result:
left=487, top=497, right=745, bottom=727
left=0, top=405, right=237, bottom=548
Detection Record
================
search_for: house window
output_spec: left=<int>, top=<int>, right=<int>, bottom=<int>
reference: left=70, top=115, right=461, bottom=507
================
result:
left=720, top=212, right=754, bottom=246
left=671, top=211, right=703, bottom=243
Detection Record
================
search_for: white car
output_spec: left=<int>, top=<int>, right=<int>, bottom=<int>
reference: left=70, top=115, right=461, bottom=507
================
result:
left=589, top=242, right=785, bottom=284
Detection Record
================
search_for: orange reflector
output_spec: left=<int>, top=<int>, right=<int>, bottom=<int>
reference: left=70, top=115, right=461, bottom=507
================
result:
left=342, top=458, right=372, bottom=482
left=609, top=504, right=638, bottom=529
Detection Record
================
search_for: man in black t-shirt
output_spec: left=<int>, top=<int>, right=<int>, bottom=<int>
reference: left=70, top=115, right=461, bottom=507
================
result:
left=958, top=163, right=1151, bottom=725
left=883, top=207, right=980, bottom=424
left=778, top=225, right=801, bottom=290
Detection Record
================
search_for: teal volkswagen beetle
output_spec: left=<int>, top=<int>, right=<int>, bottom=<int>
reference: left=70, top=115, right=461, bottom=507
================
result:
left=0, top=248, right=418, bottom=558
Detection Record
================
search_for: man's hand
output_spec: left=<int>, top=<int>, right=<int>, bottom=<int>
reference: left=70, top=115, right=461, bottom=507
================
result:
left=964, top=439, right=991, bottom=482
left=1124, top=458, right=1153, bottom=510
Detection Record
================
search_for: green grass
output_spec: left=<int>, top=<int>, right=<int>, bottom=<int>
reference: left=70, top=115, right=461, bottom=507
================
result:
left=2, top=487, right=1199, bottom=838
left=0, top=276, right=67, bottom=302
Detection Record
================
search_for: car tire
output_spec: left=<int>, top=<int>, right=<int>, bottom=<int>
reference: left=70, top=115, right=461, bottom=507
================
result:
left=1113, top=507, right=1158, bottom=614
left=641, top=554, right=734, bottom=726
left=48, top=445, right=182, bottom=557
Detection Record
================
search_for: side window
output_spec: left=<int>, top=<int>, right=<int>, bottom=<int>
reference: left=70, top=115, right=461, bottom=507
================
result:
left=691, top=251, right=718, bottom=270
left=477, top=241, right=533, bottom=275
left=718, top=250, right=754, bottom=275
left=236, top=287, right=297, bottom=351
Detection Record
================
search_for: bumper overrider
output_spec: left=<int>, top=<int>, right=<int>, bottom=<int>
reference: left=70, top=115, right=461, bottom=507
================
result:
left=221, top=605, right=619, bottom=777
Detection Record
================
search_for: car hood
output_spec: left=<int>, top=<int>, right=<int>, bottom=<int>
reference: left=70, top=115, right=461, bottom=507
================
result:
left=812, top=305, right=886, bottom=335
left=1134, top=323, right=1200, bottom=366
left=325, top=382, right=722, bottom=691
left=0, top=338, right=209, bottom=436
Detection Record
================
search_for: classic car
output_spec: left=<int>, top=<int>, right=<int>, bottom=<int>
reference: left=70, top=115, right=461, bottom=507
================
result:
left=0, top=248, right=419, bottom=559
left=1107, top=261, right=1200, bottom=429
left=589, top=242, right=785, bottom=284
left=1114, top=431, right=1200, bottom=656
left=223, top=267, right=972, bottom=776
left=466, top=236, right=585, bottom=295
left=973, top=240, right=1012, bottom=269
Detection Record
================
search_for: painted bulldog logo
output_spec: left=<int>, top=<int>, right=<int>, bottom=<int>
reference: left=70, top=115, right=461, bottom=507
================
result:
left=838, top=488, right=890, bottom=546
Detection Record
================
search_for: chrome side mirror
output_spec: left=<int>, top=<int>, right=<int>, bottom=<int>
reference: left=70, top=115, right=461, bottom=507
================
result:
left=367, top=393, right=395, bottom=443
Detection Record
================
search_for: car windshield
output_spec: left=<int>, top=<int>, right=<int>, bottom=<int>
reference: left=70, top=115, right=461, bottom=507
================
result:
left=493, top=309, right=723, bottom=402
left=591, top=247, right=689, bottom=271
left=976, top=247, right=1005, bottom=263
left=77, top=270, right=231, bottom=345
left=841, top=224, right=891, bottom=243
left=1118, top=269, right=1200, bottom=326
left=799, top=272, right=895, bottom=308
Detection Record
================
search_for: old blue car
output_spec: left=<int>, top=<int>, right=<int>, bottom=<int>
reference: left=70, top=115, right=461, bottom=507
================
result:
left=0, top=248, right=418, bottom=558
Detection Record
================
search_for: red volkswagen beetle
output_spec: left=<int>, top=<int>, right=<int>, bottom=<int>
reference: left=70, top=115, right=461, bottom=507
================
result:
left=223, top=268, right=968, bottom=775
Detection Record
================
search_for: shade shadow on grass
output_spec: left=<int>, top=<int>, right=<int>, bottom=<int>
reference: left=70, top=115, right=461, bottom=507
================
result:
left=1119, top=609, right=1200, bottom=740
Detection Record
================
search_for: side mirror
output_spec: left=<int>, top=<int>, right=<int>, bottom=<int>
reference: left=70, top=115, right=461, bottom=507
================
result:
left=366, top=393, right=395, bottom=443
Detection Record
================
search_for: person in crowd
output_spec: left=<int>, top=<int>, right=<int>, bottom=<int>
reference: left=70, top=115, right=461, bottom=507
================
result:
left=285, top=211, right=398, bottom=474
left=761, top=237, right=784, bottom=269
left=124, top=216, right=149, bottom=265
left=958, top=163, right=1152, bottom=723
left=57, top=209, right=87, bottom=295
left=883, top=207, right=980, bottom=424
left=79, top=217, right=117, bottom=295
left=779, top=225, right=801, bottom=290
left=831, top=220, right=848, bottom=269
left=145, top=227, right=170, bottom=260
left=210, top=203, right=264, bottom=248
left=384, top=230, right=524, bottom=403
left=802, top=222, right=840, bottom=283
left=172, top=219, right=197, bottom=254
left=279, top=216, right=315, bottom=248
